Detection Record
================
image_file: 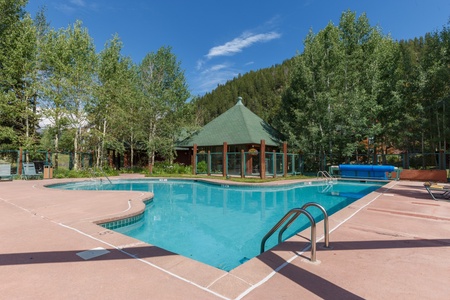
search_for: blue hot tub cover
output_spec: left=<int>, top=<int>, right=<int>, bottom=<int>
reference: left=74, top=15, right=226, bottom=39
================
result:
left=339, top=164, right=395, bottom=180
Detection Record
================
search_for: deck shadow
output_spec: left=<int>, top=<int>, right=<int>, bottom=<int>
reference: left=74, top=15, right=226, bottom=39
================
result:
left=256, top=237, right=450, bottom=298
left=0, top=245, right=176, bottom=266
left=258, top=251, right=365, bottom=299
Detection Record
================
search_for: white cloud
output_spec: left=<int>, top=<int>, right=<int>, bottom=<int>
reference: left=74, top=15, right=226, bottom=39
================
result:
left=191, top=63, right=239, bottom=95
left=55, top=3, right=77, bottom=14
left=206, top=31, right=281, bottom=59
left=192, top=25, right=282, bottom=95
left=56, top=0, right=98, bottom=14
left=196, top=59, right=204, bottom=71
left=70, top=0, right=86, bottom=7
left=204, top=64, right=228, bottom=73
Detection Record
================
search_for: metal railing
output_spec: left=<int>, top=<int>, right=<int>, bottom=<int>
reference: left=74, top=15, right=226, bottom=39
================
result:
left=89, top=167, right=112, bottom=184
left=317, top=170, right=337, bottom=183
left=260, top=202, right=331, bottom=262
left=280, top=202, right=330, bottom=249
left=260, top=208, right=317, bottom=262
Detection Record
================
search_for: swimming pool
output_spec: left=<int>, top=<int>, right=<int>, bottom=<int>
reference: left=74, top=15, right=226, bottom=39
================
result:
left=51, top=179, right=383, bottom=271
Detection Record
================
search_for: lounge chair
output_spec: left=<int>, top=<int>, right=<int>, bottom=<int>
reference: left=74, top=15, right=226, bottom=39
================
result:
left=0, top=164, right=13, bottom=181
left=423, top=182, right=450, bottom=200
left=22, top=162, right=43, bottom=180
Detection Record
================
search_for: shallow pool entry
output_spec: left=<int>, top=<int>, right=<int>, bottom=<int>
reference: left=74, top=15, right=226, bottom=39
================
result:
left=51, top=179, right=383, bottom=271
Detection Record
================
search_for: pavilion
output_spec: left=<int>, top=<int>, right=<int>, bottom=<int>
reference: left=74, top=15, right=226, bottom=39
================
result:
left=176, top=97, right=288, bottom=178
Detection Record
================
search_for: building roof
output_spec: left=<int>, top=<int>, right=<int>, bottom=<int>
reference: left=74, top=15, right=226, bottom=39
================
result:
left=178, top=97, right=283, bottom=147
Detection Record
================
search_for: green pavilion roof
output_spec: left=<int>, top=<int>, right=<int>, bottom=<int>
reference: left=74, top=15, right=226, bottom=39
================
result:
left=179, top=98, right=283, bottom=147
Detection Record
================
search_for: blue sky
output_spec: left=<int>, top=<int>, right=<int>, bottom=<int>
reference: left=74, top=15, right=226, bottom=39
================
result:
left=26, top=0, right=450, bottom=96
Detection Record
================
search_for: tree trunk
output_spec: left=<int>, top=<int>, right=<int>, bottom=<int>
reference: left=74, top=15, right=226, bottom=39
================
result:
left=54, top=133, right=59, bottom=169
left=74, top=128, right=79, bottom=170
left=98, top=119, right=107, bottom=168
left=130, top=133, right=134, bottom=168
left=148, top=122, right=157, bottom=173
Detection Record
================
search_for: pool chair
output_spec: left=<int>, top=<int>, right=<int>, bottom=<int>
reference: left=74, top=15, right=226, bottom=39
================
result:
left=0, top=164, right=13, bottom=181
left=21, top=162, right=43, bottom=180
left=423, top=182, right=450, bottom=200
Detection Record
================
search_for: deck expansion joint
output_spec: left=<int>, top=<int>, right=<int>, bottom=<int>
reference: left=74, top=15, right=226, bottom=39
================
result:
left=76, top=247, right=110, bottom=260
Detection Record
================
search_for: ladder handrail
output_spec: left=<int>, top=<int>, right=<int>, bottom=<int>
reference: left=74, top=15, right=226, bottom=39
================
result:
left=88, top=167, right=112, bottom=184
left=260, top=208, right=317, bottom=262
left=317, top=170, right=337, bottom=183
left=278, top=203, right=330, bottom=248
left=303, top=203, right=330, bottom=248
left=98, top=167, right=112, bottom=184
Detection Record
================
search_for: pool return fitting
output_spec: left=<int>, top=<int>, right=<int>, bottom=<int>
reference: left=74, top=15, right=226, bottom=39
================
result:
left=260, top=203, right=330, bottom=262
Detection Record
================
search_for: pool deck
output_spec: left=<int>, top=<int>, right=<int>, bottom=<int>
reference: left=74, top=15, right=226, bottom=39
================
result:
left=1, top=175, right=449, bottom=299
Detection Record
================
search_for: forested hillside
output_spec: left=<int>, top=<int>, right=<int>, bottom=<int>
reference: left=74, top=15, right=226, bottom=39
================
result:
left=192, top=58, right=293, bottom=125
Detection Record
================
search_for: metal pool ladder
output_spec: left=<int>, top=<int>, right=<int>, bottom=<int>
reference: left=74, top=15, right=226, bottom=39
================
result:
left=89, top=167, right=112, bottom=184
left=260, top=203, right=330, bottom=262
left=317, top=170, right=337, bottom=184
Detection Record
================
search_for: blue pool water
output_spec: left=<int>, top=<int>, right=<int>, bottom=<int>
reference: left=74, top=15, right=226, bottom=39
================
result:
left=51, top=179, right=383, bottom=271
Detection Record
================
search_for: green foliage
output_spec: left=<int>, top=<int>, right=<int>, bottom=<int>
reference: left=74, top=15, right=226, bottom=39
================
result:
left=138, top=46, right=191, bottom=165
left=90, top=35, right=140, bottom=168
left=53, top=168, right=88, bottom=179
left=53, top=166, right=120, bottom=178
left=196, top=161, right=207, bottom=174
left=149, top=162, right=192, bottom=175
left=120, top=166, right=148, bottom=174
left=0, top=1, right=40, bottom=149
left=277, top=11, right=448, bottom=164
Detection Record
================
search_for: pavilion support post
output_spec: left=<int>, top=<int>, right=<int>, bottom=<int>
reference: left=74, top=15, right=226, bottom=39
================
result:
left=241, top=149, right=245, bottom=178
left=192, top=144, right=197, bottom=175
left=207, top=150, right=211, bottom=176
left=273, top=150, right=277, bottom=178
left=260, top=140, right=266, bottom=179
left=283, top=142, right=288, bottom=177
left=223, top=142, right=228, bottom=177
left=246, top=150, right=253, bottom=176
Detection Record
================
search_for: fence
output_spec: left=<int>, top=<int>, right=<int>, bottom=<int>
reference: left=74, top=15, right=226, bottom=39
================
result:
left=195, top=151, right=450, bottom=177
left=0, top=150, right=93, bottom=175
left=1, top=149, right=448, bottom=177
left=195, top=151, right=303, bottom=177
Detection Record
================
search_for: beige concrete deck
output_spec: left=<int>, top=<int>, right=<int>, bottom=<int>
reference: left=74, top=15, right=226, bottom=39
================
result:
left=0, top=176, right=449, bottom=299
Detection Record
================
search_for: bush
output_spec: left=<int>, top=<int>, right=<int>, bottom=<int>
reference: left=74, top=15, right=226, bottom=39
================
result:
left=197, top=161, right=207, bottom=173
left=51, top=163, right=191, bottom=178
left=120, top=166, right=147, bottom=174
left=150, top=162, right=192, bottom=175
left=52, top=167, right=119, bottom=178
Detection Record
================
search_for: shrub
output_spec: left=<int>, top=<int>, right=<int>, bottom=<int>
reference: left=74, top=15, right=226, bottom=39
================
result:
left=150, top=162, right=192, bottom=175
left=197, top=161, right=207, bottom=173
